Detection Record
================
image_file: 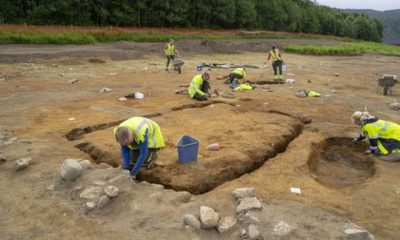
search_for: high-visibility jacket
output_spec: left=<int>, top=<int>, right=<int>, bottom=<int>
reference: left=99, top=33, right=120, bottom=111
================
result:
left=232, top=68, right=246, bottom=79
left=269, top=48, right=282, bottom=62
left=362, top=118, right=400, bottom=155
left=165, top=43, right=175, bottom=56
left=234, top=83, right=253, bottom=91
left=188, top=74, right=205, bottom=98
left=114, top=117, right=165, bottom=150
left=306, top=90, right=320, bottom=97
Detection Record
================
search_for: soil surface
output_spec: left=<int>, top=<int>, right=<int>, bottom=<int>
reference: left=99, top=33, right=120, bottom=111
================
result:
left=1, top=40, right=400, bottom=239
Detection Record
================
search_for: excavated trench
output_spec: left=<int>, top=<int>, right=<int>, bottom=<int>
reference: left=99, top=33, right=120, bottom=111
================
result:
left=308, top=137, right=375, bottom=189
left=68, top=101, right=309, bottom=194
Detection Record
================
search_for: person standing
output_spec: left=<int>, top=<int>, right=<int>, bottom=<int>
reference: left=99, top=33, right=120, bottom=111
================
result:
left=165, top=39, right=179, bottom=71
left=266, top=45, right=284, bottom=82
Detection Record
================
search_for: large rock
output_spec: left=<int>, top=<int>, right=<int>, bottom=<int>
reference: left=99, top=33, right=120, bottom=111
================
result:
left=232, top=188, right=255, bottom=199
left=217, top=216, right=237, bottom=233
left=79, top=187, right=103, bottom=200
left=86, top=202, right=96, bottom=211
left=171, top=191, right=192, bottom=204
left=104, top=185, right=119, bottom=198
left=199, top=206, right=219, bottom=229
left=273, top=221, right=293, bottom=236
left=98, top=195, right=110, bottom=208
left=79, top=160, right=92, bottom=170
left=236, top=197, right=262, bottom=213
left=183, top=214, right=201, bottom=229
left=60, top=159, right=83, bottom=181
left=248, top=224, right=260, bottom=240
left=343, top=223, right=374, bottom=240
left=15, top=157, right=32, bottom=171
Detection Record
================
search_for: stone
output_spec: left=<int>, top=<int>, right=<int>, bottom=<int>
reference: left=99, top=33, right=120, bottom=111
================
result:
left=343, top=223, right=374, bottom=240
left=183, top=214, right=201, bottom=229
left=91, top=181, right=105, bottom=187
left=171, top=191, right=192, bottom=204
left=109, top=174, right=130, bottom=185
left=47, top=185, right=55, bottom=191
left=334, top=73, right=340, bottom=77
left=4, top=137, right=18, bottom=145
left=99, top=87, right=112, bottom=93
left=236, top=197, right=262, bottom=213
left=79, top=160, right=92, bottom=170
left=151, top=183, right=165, bottom=189
left=79, top=187, right=103, bottom=200
left=389, top=102, right=400, bottom=111
left=67, top=79, right=79, bottom=84
left=98, top=195, right=110, bottom=208
left=86, top=202, right=96, bottom=211
left=232, top=188, right=255, bottom=199
left=60, top=159, right=83, bottom=181
left=104, top=185, right=119, bottom=198
left=199, top=206, right=219, bottom=229
left=248, top=224, right=260, bottom=240
left=273, top=221, right=293, bottom=236
left=15, top=157, right=32, bottom=171
left=244, top=213, right=260, bottom=224
left=217, top=216, right=237, bottom=233
left=98, top=163, right=112, bottom=169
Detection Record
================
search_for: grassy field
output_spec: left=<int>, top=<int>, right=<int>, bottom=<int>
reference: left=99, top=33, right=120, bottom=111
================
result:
left=0, top=24, right=344, bottom=44
left=284, top=42, right=400, bottom=56
left=1, top=24, right=399, bottom=57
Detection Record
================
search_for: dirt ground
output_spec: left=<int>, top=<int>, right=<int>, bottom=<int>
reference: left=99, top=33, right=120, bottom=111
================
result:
left=1, top=40, right=400, bottom=239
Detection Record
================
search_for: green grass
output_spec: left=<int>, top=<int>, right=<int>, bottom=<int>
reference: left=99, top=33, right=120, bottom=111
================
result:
left=0, top=28, right=345, bottom=44
left=284, top=42, right=400, bottom=56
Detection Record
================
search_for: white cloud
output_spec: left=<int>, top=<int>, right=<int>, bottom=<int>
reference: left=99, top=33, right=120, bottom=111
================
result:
left=316, top=0, right=400, bottom=11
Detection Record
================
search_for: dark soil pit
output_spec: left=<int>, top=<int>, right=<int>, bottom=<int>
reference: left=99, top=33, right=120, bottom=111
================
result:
left=308, top=137, right=375, bottom=189
left=70, top=104, right=306, bottom=195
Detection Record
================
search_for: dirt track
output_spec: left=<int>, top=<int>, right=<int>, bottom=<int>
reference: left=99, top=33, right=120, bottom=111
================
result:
left=1, top=40, right=400, bottom=239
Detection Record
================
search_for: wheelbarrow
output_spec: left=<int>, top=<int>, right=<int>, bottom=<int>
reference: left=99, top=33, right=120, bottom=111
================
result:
left=172, top=59, right=184, bottom=74
left=376, top=74, right=397, bottom=96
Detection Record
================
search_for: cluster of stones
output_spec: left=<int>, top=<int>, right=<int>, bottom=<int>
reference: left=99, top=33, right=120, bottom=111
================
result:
left=182, top=187, right=266, bottom=239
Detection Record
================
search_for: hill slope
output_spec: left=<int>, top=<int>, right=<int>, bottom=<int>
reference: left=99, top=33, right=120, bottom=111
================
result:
left=343, top=9, right=400, bottom=44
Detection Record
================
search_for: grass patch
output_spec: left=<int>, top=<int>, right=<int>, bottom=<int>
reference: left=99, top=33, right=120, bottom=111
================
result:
left=284, top=42, right=400, bottom=56
left=0, top=24, right=347, bottom=44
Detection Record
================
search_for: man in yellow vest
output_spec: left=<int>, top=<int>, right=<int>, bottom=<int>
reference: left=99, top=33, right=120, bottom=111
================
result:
left=188, top=72, right=211, bottom=101
left=352, top=111, right=400, bottom=162
left=114, top=117, right=165, bottom=179
left=165, top=39, right=179, bottom=71
left=266, top=45, right=284, bottom=82
left=226, top=68, right=247, bottom=85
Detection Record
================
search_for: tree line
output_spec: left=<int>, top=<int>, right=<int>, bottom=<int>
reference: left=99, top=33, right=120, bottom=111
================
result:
left=0, top=0, right=383, bottom=42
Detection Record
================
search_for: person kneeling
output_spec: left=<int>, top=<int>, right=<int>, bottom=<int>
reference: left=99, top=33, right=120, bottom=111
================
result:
left=114, top=117, right=165, bottom=180
left=188, top=72, right=211, bottom=101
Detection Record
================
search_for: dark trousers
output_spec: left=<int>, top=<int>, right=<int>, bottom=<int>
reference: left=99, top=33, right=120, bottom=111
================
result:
left=193, top=80, right=210, bottom=101
left=227, top=73, right=243, bottom=84
left=166, top=55, right=175, bottom=68
left=272, top=60, right=283, bottom=75
left=129, top=148, right=160, bottom=169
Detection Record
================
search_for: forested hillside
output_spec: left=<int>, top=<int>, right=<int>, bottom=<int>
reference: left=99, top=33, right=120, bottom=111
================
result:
left=0, top=0, right=383, bottom=42
left=343, top=9, right=400, bottom=44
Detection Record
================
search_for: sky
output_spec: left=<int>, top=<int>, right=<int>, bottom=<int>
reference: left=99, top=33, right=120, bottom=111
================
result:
left=316, top=0, right=400, bottom=11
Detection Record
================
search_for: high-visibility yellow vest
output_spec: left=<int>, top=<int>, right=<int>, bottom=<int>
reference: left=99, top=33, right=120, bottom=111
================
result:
left=188, top=74, right=205, bottom=98
left=234, top=83, right=253, bottom=91
left=270, top=49, right=282, bottom=62
left=114, top=117, right=165, bottom=150
left=165, top=43, right=175, bottom=56
left=363, top=119, right=400, bottom=154
left=232, top=68, right=246, bottom=79
left=306, top=90, right=320, bottom=97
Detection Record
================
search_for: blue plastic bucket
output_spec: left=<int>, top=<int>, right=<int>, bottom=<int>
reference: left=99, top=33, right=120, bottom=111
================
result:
left=176, top=135, right=199, bottom=164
